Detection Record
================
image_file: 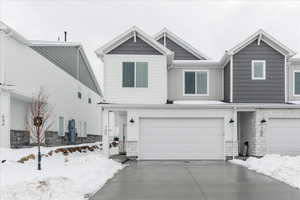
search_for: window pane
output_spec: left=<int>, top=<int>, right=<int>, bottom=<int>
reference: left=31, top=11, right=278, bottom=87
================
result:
left=254, top=62, right=264, bottom=78
left=136, top=62, right=148, bottom=88
left=58, top=116, right=64, bottom=136
left=197, top=72, right=207, bottom=94
left=185, top=72, right=195, bottom=94
left=122, top=62, right=135, bottom=87
left=295, top=72, right=300, bottom=94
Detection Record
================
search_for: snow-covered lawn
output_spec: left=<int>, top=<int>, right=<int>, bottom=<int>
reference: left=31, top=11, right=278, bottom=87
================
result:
left=231, top=154, right=300, bottom=189
left=0, top=143, right=124, bottom=200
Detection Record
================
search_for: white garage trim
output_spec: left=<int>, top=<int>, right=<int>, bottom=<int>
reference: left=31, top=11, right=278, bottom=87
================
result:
left=138, top=117, right=225, bottom=160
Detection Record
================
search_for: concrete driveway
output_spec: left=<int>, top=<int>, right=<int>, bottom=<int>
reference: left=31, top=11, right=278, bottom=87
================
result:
left=91, top=161, right=300, bottom=200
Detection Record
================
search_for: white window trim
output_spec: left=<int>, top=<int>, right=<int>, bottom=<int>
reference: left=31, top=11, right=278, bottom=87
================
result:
left=183, top=70, right=209, bottom=96
left=251, top=60, right=266, bottom=80
left=122, top=61, right=148, bottom=88
left=293, top=70, right=300, bottom=97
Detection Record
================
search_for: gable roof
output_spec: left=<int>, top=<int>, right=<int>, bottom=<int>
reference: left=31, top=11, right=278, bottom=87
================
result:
left=221, top=29, right=296, bottom=66
left=30, top=41, right=102, bottom=96
left=154, top=28, right=210, bottom=60
left=0, top=21, right=102, bottom=96
left=0, top=21, right=28, bottom=45
left=95, top=26, right=174, bottom=65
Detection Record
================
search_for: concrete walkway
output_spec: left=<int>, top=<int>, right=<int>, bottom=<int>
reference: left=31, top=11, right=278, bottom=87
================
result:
left=91, top=161, right=300, bottom=200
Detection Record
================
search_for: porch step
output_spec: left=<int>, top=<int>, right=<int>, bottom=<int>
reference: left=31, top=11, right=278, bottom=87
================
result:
left=110, top=154, right=129, bottom=164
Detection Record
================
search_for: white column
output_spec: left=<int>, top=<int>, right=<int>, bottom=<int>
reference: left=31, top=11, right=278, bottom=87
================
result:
left=102, top=109, right=109, bottom=157
left=0, top=89, right=10, bottom=148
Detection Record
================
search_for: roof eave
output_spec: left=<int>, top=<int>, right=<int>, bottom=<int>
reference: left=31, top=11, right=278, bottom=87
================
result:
left=95, top=26, right=173, bottom=61
left=78, top=46, right=103, bottom=97
left=228, top=29, right=297, bottom=58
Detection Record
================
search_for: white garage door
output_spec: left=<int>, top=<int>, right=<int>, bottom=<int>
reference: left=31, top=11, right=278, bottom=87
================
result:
left=139, top=118, right=224, bottom=160
left=267, top=118, right=300, bottom=155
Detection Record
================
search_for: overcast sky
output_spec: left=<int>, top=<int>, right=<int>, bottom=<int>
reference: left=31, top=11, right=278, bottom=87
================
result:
left=1, top=0, right=300, bottom=85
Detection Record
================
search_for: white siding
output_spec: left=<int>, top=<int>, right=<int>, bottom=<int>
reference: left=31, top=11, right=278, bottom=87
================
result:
left=10, top=97, right=29, bottom=131
left=0, top=91, right=11, bottom=148
left=4, top=36, right=101, bottom=136
left=103, top=54, right=167, bottom=104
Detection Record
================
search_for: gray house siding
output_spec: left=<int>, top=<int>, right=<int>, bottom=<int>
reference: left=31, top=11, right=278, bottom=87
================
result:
left=232, top=40, right=285, bottom=103
left=107, top=36, right=162, bottom=55
left=224, top=62, right=231, bottom=102
left=157, top=37, right=202, bottom=60
left=167, top=67, right=223, bottom=101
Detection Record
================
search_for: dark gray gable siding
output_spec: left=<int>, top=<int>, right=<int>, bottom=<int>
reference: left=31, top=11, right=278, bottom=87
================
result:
left=31, top=46, right=99, bottom=94
left=223, top=62, right=231, bottom=102
left=78, top=53, right=99, bottom=94
left=232, top=40, right=285, bottom=103
left=107, top=36, right=162, bottom=55
left=157, top=37, right=202, bottom=60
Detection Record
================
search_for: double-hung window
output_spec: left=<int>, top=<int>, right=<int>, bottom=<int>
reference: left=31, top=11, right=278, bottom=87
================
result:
left=294, top=71, right=300, bottom=96
left=252, top=60, right=266, bottom=80
left=184, top=71, right=208, bottom=95
left=122, top=62, right=148, bottom=88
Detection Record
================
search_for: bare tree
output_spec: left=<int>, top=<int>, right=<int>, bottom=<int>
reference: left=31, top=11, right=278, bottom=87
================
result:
left=26, top=88, right=54, bottom=170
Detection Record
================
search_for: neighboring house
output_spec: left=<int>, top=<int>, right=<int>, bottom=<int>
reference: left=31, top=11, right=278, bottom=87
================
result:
left=96, top=26, right=300, bottom=160
left=0, top=22, right=102, bottom=148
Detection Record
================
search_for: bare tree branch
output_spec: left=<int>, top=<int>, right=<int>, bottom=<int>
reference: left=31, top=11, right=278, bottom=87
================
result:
left=26, top=87, right=54, bottom=145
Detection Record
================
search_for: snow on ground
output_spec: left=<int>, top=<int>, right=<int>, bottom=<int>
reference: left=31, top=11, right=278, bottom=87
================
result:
left=0, top=143, right=124, bottom=200
left=230, top=154, right=300, bottom=189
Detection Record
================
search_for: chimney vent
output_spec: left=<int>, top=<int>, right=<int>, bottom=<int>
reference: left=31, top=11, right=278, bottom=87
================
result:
left=64, top=31, right=67, bottom=42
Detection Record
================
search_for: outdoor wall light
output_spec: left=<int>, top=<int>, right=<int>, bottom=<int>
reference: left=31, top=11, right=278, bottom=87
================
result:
left=260, top=118, right=267, bottom=124
left=229, top=118, right=235, bottom=124
left=129, top=118, right=135, bottom=123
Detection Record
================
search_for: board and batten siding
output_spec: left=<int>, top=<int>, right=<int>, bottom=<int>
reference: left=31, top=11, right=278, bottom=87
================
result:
left=103, top=54, right=167, bottom=104
left=232, top=40, right=285, bottom=103
left=167, top=67, right=223, bottom=101
left=223, top=62, right=231, bottom=102
left=107, top=36, right=162, bottom=55
left=157, top=37, right=202, bottom=60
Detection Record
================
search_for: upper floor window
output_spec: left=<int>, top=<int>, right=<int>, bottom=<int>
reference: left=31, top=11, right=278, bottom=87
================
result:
left=252, top=60, right=266, bottom=80
left=184, top=71, right=208, bottom=95
left=294, top=71, right=300, bottom=96
left=122, top=62, right=148, bottom=88
left=78, top=86, right=82, bottom=99
left=78, top=92, right=82, bottom=99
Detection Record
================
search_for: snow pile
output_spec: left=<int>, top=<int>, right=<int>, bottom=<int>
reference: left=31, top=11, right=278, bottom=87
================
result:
left=0, top=143, right=124, bottom=200
left=231, top=155, right=300, bottom=189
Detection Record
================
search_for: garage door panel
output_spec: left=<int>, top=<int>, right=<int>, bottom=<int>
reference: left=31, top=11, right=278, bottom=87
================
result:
left=268, top=118, right=300, bottom=155
left=140, top=118, right=224, bottom=160
left=142, top=118, right=222, bottom=128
